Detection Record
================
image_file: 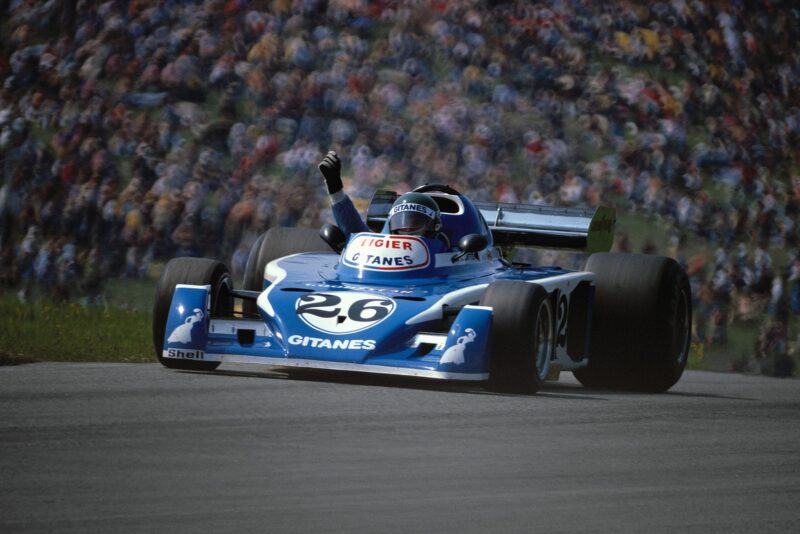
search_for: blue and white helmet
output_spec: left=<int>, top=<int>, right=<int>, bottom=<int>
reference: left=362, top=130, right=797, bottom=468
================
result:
left=388, top=192, right=442, bottom=237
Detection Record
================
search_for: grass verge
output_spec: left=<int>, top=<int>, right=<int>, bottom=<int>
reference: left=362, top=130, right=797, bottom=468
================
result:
left=0, top=292, right=153, bottom=364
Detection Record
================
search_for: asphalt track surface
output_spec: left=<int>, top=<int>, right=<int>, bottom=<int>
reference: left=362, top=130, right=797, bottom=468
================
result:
left=1, top=363, right=799, bottom=533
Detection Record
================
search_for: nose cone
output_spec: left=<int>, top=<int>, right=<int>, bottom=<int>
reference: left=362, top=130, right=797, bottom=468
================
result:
left=266, top=287, right=435, bottom=362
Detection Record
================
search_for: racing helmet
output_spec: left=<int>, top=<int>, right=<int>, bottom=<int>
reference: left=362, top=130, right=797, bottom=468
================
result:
left=387, top=192, right=441, bottom=237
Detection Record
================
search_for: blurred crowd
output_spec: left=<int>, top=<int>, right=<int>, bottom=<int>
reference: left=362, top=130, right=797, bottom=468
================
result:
left=1, top=0, right=798, bottom=373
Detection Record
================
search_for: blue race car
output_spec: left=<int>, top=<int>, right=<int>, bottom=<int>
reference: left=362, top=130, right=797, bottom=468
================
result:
left=153, top=185, right=691, bottom=393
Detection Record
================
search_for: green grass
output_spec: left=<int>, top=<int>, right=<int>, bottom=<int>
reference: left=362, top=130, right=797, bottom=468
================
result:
left=702, top=321, right=760, bottom=372
left=103, top=276, right=157, bottom=312
left=614, top=210, right=680, bottom=253
left=686, top=342, right=705, bottom=371
left=0, top=290, right=154, bottom=365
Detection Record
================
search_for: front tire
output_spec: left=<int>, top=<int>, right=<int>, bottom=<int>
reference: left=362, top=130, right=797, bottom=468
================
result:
left=481, top=281, right=554, bottom=394
left=242, top=227, right=329, bottom=315
left=573, top=253, right=692, bottom=392
left=152, top=258, right=232, bottom=371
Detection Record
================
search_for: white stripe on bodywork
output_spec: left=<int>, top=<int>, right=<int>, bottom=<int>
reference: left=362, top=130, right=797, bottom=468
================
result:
left=213, top=354, right=489, bottom=380
left=463, top=304, right=492, bottom=311
left=404, top=272, right=592, bottom=326
left=405, top=284, right=490, bottom=325
left=175, top=284, right=211, bottom=290
left=255, top=256, right=290, bottom=317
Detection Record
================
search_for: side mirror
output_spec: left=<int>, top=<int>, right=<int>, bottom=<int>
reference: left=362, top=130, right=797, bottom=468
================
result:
left=452, top=233, right=488, bottom=262
left=320, top=224, right=346, bottom=253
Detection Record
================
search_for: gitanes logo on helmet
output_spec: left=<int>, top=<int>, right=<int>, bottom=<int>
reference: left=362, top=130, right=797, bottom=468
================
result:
left=388, top=203, right=437, bottom=219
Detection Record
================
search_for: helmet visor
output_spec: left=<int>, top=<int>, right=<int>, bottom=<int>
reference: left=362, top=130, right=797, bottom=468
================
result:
left=388, top=200, right=438, bottom=235
left=389, top=210, right=433, bottom=235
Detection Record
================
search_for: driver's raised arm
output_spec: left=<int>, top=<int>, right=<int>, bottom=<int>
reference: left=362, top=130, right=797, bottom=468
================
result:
left=318, top=150, right=369, bottom=239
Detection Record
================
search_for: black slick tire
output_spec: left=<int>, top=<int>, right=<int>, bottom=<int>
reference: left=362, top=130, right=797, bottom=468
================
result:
left=152, top=257, right=232, bottom=371
left=242, top=227, right=329, bottom=315
left=481, top=281, right=554, bottom=394
left=573, top=253, right=692, bottom=392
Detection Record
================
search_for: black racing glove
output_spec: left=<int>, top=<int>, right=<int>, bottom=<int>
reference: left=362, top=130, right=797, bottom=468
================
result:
left=318, top=150, right=343, bottom=195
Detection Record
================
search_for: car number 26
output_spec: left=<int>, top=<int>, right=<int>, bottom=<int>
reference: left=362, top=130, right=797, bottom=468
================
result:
left=295, top=292, right=397, bottom=334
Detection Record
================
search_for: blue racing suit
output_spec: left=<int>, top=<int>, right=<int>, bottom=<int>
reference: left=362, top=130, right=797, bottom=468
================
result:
left=330, top=192, right=369, bottom=238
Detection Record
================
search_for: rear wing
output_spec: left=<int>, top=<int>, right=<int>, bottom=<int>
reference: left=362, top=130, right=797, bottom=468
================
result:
left=474, top=202, right=615, bottom=253
left=366, top=190, right=615, bottom=253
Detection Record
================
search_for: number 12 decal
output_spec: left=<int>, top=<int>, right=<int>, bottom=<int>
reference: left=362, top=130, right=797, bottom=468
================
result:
left=296, top=292, right=397, bottom=335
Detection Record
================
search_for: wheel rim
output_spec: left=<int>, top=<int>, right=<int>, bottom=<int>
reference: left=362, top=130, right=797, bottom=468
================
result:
left=534, top=299, right=553, bottom=381
left=675, top=288, right=690, bottom=365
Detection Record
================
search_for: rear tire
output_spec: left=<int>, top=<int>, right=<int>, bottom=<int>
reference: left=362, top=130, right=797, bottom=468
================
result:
left=481, top=281, right=553, bottom=394
left=573, top=253, right=692, bottom=392
left=152, top=258, right=232, bottom=370
left=242, top=227, right=329, bottom=315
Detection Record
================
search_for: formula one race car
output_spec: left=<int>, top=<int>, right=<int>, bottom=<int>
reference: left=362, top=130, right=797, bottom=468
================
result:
left=153, top=185, right=691, bottom=393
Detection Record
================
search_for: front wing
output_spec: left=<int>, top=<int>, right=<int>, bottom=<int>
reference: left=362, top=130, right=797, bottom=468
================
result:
left=161, top=283, right=493, bottom=379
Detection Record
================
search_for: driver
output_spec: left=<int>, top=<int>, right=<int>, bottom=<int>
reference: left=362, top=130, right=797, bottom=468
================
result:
left=318, top=150, right=449, bottom=247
